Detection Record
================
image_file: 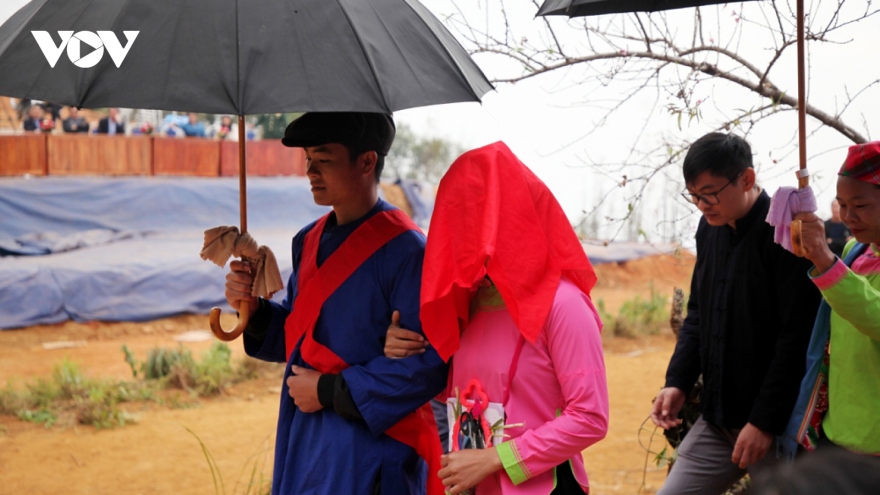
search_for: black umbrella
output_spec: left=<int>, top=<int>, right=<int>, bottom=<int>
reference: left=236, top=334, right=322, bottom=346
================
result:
left=0, top=0, right=492, bottom=114
left=0, top=0, right=493, bottom=339
left=538, top=0, right=811, bottom=252
left=537, top=0, right=760, bottom=17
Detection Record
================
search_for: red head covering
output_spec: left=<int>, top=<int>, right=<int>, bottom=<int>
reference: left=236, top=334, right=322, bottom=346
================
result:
left=420, top=141, right=598, bottom=362
left=839, top=141, right=880, bottom=185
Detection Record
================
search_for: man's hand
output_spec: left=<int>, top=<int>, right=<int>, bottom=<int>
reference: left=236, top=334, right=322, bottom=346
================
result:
left=793, top=212, right=837, bottom=273
left=287, top=365, right=323, bottom=413
left=225, top=260, right=258, bottom=318
left=384, top=310, right=428, bottom=359
left=438, top=448, right=502, bottom=495
left=731, top=423, right=773, bottom=469
left=650, top=387, right=687, bottom=430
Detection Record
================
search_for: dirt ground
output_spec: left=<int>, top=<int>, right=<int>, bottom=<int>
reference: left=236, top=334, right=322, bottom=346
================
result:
left=0, top=252, right=694, bottom=495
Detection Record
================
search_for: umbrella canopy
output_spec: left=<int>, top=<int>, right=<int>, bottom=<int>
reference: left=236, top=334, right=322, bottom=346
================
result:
left=537, top=0, right=760, bottom=16
left=0, top=0, right=492, bottom=115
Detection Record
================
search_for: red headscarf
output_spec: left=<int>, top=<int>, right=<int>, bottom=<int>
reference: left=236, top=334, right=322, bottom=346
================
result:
left=839, top=141, right=880, bottom=185
left=420, top=141, right=598, bottom=362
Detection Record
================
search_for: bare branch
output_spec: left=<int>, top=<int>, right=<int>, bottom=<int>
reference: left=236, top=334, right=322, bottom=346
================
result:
left=437, top=0, right=878, bottom=241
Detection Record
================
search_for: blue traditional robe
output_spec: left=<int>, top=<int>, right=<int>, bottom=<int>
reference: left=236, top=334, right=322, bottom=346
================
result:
left=244, top=199, right=448, bottom=495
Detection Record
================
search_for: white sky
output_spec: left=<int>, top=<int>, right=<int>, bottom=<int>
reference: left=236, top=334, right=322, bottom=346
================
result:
left=2, top=0, right=878, bottom=244
left=399, top=1, right=880, bottom=242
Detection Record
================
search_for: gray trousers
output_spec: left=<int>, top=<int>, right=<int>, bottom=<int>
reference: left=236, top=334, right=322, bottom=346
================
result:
left=657, top=416, right=782, bottom=495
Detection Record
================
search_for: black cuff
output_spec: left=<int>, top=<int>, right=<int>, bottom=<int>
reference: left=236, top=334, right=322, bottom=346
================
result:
left=665, top=376, right=696, bottom=397
left=317, top=373, right=337, bottom=409
left=333, top=374, right=364, bottom=422
left=242, top=298, right=271, bottom=340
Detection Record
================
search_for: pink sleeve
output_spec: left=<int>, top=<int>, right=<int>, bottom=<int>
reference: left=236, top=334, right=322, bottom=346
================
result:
left=500, top=284, right=609, bottom=481
left=811, top=257, right=848, bottom=291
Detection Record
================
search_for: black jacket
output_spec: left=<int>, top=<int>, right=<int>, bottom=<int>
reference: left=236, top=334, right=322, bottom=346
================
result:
left=62, top=117, right=90, bottom=133
left=97, top=117, right=124, bottom=135
left=665, top=191, right=821, bottom=435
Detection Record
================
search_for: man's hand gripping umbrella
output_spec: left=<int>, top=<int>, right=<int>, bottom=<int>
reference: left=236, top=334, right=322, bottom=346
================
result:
left=200, top=226, right=283, bottom=341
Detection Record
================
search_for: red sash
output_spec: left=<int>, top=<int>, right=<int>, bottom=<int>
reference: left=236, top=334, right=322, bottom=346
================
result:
left=283, top=209, right=444, bottom=495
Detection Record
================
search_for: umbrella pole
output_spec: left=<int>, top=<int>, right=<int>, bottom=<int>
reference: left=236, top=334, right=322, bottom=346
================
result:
left=208, top=115, right=251, bottom=341
left=792, top=0, right=809, bottom=256
left=796, top=0, right=807, bottom=181
left=238, top=114, right=248, bottom=233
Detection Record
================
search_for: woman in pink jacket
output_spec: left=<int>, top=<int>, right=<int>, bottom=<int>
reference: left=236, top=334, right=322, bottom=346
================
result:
left=385, top=142, right=609, bottom=494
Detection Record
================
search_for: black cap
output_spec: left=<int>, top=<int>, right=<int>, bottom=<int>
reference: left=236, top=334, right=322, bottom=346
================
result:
left=281, top=112, right=396, bottom=156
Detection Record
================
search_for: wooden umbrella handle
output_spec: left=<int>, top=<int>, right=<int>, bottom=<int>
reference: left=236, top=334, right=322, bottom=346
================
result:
left=209, top=300, right=249, bottom=342
left=791, top=169, right=810, bottom=258
left=791, top=219, right=805, bottom=258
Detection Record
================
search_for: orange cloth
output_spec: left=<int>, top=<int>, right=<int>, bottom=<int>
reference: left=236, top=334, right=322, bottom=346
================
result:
left=420, top=141, right=598, bottom=362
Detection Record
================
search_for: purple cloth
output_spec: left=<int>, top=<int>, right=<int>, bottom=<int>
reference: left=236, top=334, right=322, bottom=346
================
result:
left=765, top=186, right=817, bottom=252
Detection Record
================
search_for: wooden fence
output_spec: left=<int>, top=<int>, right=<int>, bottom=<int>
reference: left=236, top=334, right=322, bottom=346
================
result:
left=0, top=133, right=306, bottom=177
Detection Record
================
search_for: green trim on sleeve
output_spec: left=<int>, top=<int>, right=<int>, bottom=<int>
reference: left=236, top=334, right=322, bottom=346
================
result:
left=552, top=463, right=558, bottom=491
left=497, top=440, right=531, bottom=485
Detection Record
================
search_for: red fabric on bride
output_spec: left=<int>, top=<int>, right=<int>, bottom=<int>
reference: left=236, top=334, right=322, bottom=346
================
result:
left=420, top=141, right=598, bottom=362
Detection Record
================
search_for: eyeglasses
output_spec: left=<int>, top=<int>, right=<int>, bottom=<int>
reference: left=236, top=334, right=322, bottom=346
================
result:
left=681, top=173, right=741, bottom=206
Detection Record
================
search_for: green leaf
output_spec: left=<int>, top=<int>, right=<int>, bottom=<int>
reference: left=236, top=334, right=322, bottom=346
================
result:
left=654, top=446, right=669, bottom=468
left=122, top=345, right=138, bottom=378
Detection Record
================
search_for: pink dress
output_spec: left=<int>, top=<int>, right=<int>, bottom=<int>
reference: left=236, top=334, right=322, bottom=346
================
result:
left=449, top=279, right=609, bottom=494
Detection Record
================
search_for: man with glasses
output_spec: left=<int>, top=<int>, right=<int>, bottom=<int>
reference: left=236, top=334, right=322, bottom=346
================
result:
left=650, top=132, right=820, bottom=494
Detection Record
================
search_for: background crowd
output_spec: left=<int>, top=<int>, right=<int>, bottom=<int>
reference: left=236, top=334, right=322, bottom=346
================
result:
left=7, top=98, right=289, bottom=141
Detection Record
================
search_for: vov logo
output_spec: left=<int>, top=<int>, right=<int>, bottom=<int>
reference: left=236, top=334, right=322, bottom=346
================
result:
left=32, top=31, right=139, bottom=68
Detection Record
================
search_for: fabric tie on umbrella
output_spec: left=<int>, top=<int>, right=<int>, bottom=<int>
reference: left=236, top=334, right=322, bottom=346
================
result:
left=765, top=184, right=817, bottom=254
left=200, top=226, right=283, bottom=299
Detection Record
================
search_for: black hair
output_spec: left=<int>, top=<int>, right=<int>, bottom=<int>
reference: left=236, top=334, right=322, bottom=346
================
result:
left=682, top=132, right=753, bottom=185
left=747, top=447, right=880, bottom=495
left=345, top=145, right=385, bottom=183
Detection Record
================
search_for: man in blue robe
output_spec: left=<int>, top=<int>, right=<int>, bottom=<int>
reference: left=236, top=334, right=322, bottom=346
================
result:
left=224, top=112, right=448, bottom=495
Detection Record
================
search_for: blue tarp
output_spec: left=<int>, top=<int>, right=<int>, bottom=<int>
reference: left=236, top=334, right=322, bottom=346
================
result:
left=395, top=178, right=435, bottom=228
left=0, top=176, right=328, bottom=329
left=0, top=175, right=684, bottom=330
left=582, top=241, right=683, bottom=265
